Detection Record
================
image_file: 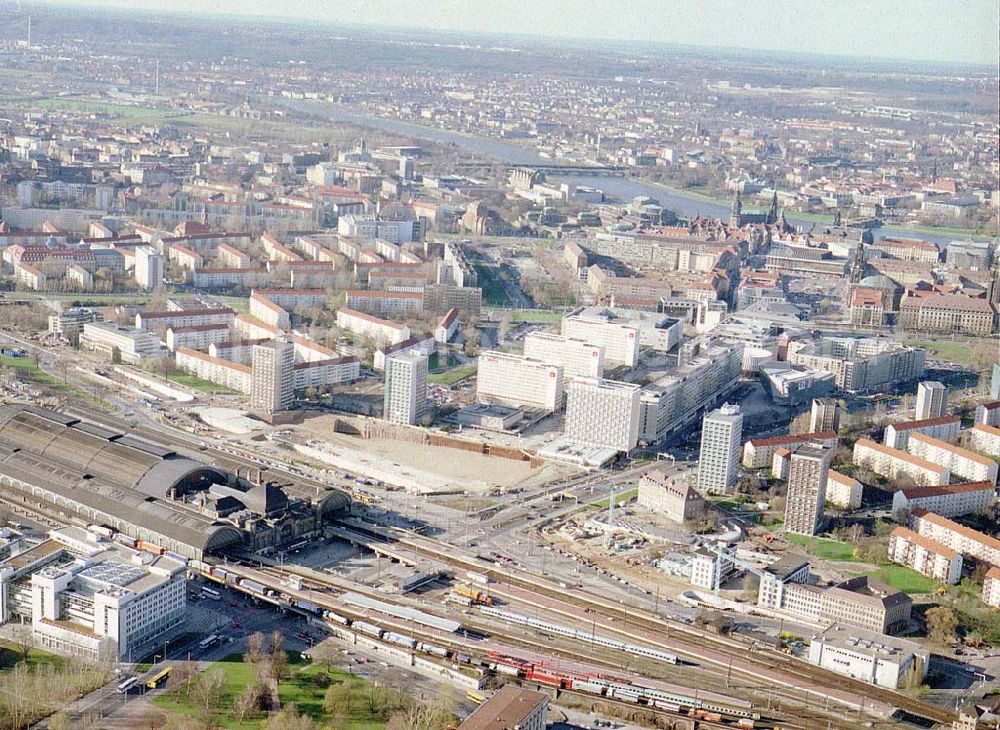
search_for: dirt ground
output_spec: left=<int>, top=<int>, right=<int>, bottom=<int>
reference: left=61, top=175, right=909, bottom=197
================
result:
left=297, top=415, right=572, bottom=492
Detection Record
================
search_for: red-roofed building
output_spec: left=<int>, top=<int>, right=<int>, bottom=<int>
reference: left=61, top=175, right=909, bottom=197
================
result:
left=888, top=526, right=962, bottom=584
left=742, top=431, right=838, bottom=469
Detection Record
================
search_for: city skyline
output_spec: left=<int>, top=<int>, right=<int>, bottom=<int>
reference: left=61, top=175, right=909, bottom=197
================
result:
left=27, top=0, right=1000, bottom=66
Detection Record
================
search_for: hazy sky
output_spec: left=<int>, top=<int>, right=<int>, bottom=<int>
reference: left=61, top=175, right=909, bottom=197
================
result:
left=44, top=0, right=1000, bottom=66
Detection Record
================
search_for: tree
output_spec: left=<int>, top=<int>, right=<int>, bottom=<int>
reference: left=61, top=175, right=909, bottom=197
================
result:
left=233, top=682, right=266, bottom=722
left=246, top=632, right=266, bottom=666
left=190, top=668, right=225, bottom=723
left=309, top=640, right=340, bottom=673
left=269, top=630, right=288, bottom=682
left=263, top=705, right=317, bottom=730
left=925, top=606, right=958, bottom=645
left=324, top=679, right=359, bottom=715
left=11, top=623, right=33, bottom=662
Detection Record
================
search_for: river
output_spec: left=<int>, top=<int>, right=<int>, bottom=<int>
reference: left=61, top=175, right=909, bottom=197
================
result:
left=306, top=103, right=976, bottom=247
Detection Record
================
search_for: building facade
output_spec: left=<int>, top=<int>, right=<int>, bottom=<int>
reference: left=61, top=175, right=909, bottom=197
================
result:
left=697, top=404, right=743, bottom=495
left=785, top=444, right=832, bottom=536
left=564, top=378, right=641, bottom=452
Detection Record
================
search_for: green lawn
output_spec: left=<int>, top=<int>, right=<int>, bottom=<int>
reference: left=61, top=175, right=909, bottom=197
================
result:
left=785, top=534, right=858, bottom=561
left=866, top=565, right=939, bottom=595
left=154, top=653, right=385, bottom=729
left=428, top=364, right=477, bottom=386
left=0, top=353, right=75, bottom=393
left=899, top=338, right=993, bottom=368
left=165, top=372, right=241, bottom=394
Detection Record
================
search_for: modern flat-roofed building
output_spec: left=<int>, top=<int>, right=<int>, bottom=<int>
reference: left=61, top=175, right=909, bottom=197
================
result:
left=907, top=432, right=998, bottom=485
left=80, top=322, right=163, bottom=364
left=523, top=332, right=604, bottom=382
left=637, top=469, right=705, bottom=523
left=909, top=509, right=1000, bottom=567
left=383, top=351, right=428, bottom=425
left=984, top=566, right=1000, bottom=609
left=785, top=444, right=832, bottom=536
left=565, top=378, right=641, bottom=452
left=134, top=245, right=164, bottom=290
left=251, top=339, right=295, bottom=415
left=852, top=439, right=950, bottom=486
left=807, top=623, right=928, bottom=690
left=476, top=351, right=563, bottom=412
left=891, top=482, right=994, bottom=522
left=888, top=527, right=963, bottom=585
left=0, top=526, right=186, bottom=661
left=690, top=544, right=737, bottom=590
left=968, top=423, right=1000, bottom=457
left=883, top=415, right=961, bottom=451
left=786, top=336, right=925, bottom=393
left=48, top=307, right=98, bottom=338
left=809, top=398, right=840, bottom=433
left=698, top=404, right=743, bottom=495
left=915, top=381, right=948, bottom=420
left=742, top=431, right=838, bottom=469
left=826, top=470, right=862, bottom=510
left=458, top=684, right=548, bottom=730
left=560, top=313, right=640, bottom=367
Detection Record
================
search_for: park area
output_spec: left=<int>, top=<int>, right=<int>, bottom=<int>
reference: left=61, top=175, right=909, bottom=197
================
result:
left=152, top=641, right=456, bottom=730
left=153, top=652, right=386, bottom=729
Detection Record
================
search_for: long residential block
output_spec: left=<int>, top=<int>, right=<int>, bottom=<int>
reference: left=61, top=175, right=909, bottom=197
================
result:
left=883, top=415, right=961, bottom=451
left=852, top=439, right=949, bottom=486
left=891, top=482, right=995, bottom=521
left=909, top=509, right=1000, bottom=567
left=907, top=432, right=998, bottom=485
left=887, top=527, right=963, bottom=584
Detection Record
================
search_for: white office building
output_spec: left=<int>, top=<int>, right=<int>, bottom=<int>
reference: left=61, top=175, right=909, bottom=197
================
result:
left=251, top=339, right=295, bottom=415
left=134, top=245, right=164, bottom=290
left=0, top=527, right=186, bottom=662
left=523, top=332, right=604, bottom=382
left=383, top=351, right=428, bottom=425
left=561, top=314, right=641, bottom=367
left=697, top=404, right=743, bottom=494
left=807, top=623, right=928, bottom=690
left=564, top=378, right=641, bottom=452
left=476, top=351, right=563, bottom=412
left=915, top=381, right=948, bottom=421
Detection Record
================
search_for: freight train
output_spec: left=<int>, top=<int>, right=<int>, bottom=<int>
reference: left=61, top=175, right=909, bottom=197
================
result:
left=488, top=651, right=761, bottom=724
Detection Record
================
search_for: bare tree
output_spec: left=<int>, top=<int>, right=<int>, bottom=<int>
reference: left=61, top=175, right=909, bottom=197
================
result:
left=190, top=667, right=226, bottom=724
left=234, top=682, right=266, bottom=722
left=263, top=705, right=317, bottom=730
left=269, top=630, right=288, bottom=682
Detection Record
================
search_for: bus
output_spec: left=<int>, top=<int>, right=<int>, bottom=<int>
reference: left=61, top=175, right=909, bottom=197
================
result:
left=466, top=690, right=486, bottom=705
left=116, top=677, right=137, bottom=694
left=200, top=587, right=221, bottom=601
left=145, top=667, right=171, bottom=689
left=198, top=634, right=220, bottom=651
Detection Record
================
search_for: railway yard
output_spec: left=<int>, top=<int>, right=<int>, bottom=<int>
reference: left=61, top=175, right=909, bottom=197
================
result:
left=0, top=405, right=964, bottom=730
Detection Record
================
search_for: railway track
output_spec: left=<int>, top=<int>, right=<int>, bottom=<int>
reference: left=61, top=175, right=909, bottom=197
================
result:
left=336, top=520, right=956, bottom=726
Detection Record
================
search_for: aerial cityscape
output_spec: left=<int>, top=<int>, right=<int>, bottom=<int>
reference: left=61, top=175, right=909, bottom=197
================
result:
left=0, top=1, right=997, bottom=729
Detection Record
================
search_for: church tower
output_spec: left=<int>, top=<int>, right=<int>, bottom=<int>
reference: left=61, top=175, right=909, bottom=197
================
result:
left=767, top=190, right=779, bottom=225
left=729, top=191, right=743, bottom=228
